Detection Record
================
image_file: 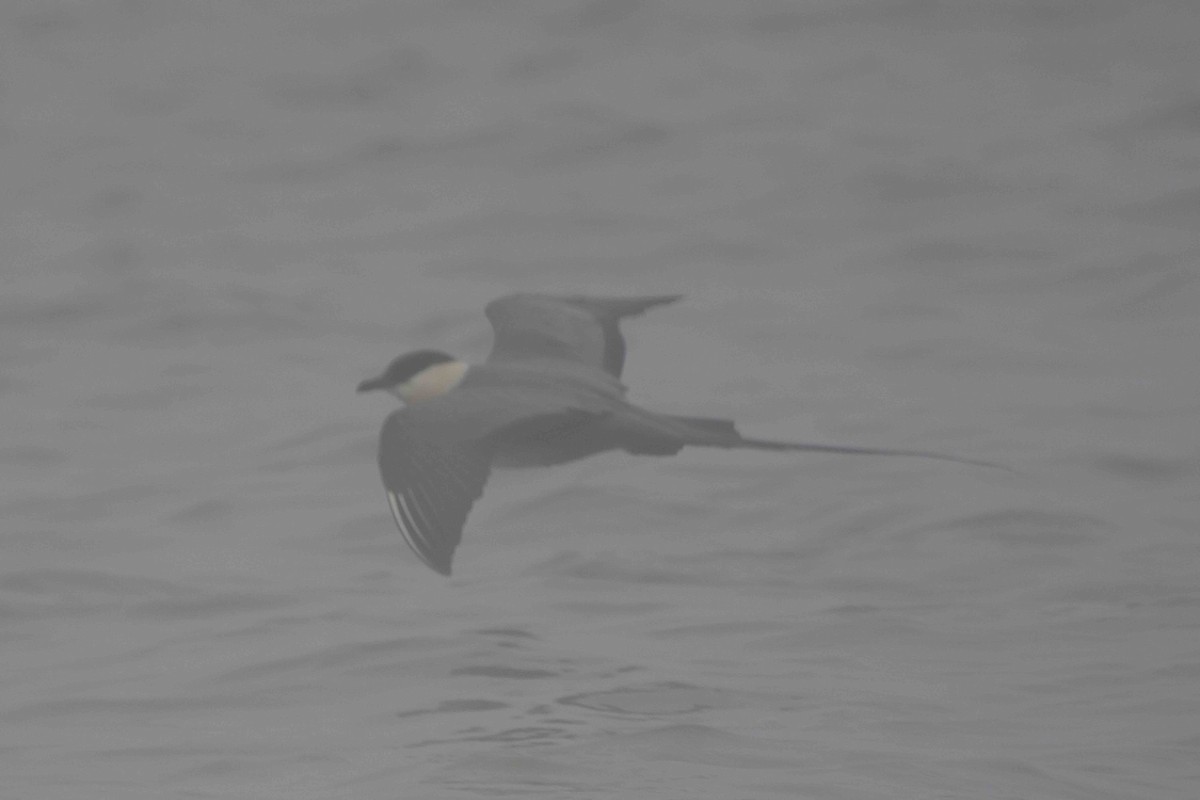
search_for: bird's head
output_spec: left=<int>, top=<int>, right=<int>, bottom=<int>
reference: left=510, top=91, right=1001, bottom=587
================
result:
left=356, top=349, right=466, bottom=403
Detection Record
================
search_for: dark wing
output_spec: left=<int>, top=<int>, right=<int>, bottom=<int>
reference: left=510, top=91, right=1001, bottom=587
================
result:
left=376, top=408, right=494, bottom=576
left=484, top=293, right=682, bottom=377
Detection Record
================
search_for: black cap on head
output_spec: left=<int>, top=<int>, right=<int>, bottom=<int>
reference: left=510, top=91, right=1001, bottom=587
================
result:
left=357, top=350, right=455, bottom=393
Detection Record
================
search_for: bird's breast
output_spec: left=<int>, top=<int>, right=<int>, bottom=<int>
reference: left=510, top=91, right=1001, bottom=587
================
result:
left=490, top=411, right=622, bottom=468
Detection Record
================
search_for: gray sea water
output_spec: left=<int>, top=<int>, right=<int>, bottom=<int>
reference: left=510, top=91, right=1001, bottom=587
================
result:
left=2, top=1, right=1198, bottom=797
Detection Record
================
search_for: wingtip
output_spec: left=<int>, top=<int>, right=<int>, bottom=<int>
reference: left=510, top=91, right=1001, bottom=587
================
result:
left=603, top=293, right=685, bottom=319
left=642, top=293, right=685, bottom=308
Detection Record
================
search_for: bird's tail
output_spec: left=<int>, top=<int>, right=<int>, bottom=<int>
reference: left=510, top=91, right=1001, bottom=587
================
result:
left=667, top=415, right=1008, bottom=470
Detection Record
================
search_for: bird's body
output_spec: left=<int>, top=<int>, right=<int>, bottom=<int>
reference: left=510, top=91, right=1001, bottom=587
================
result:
left=358, top=293, right=1002, bottom=575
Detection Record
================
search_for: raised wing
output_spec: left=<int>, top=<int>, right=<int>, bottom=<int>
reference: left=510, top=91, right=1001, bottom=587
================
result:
left=376, top=408, right=494, bottom=575
left=484, top=293, right=682, bottom=377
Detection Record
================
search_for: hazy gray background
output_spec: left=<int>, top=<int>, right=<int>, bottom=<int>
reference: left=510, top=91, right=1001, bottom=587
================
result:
left=3, top=1, right=1198, bottom=797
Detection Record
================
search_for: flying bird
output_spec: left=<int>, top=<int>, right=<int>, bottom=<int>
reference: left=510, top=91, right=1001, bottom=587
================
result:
left=357, top=293, right=1002, bottom=575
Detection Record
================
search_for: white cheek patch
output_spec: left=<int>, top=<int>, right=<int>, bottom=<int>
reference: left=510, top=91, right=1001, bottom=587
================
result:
left=404, top=361, right=468, bottom=402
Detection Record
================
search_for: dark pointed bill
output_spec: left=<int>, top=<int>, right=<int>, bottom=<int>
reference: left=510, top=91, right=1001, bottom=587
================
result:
left=357, top=375, right=387, bottom=393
